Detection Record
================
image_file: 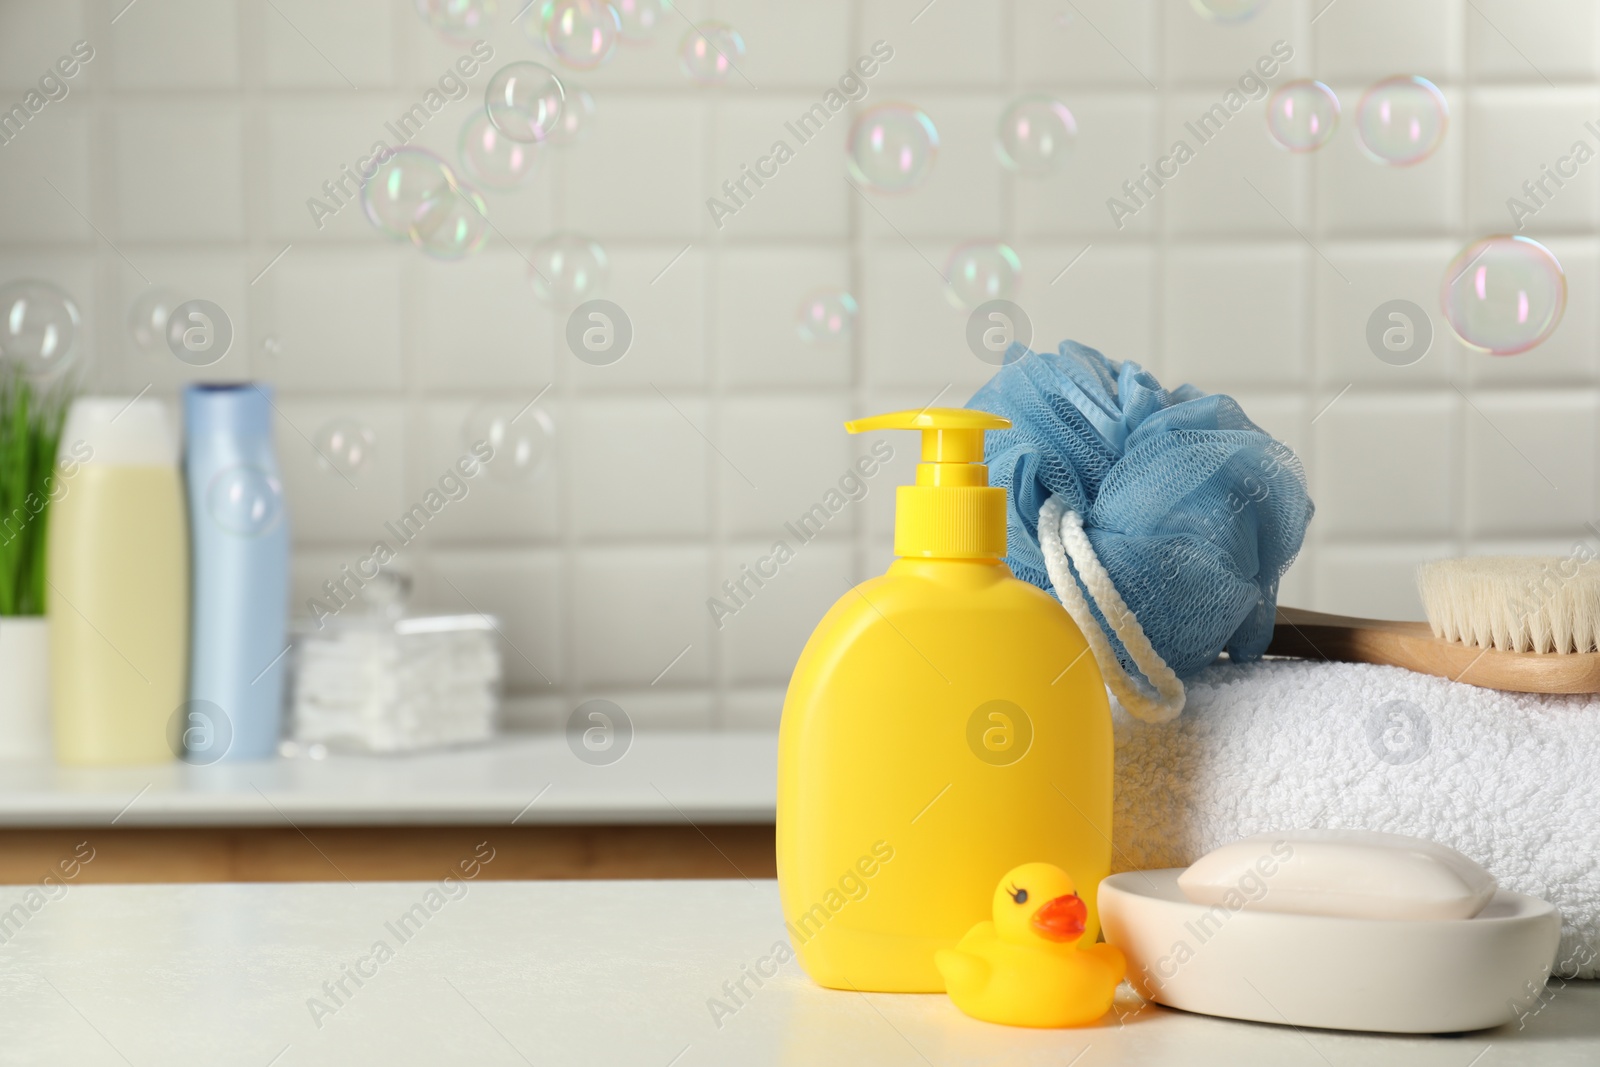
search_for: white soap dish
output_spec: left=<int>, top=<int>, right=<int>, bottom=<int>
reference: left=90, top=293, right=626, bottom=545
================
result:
left=1100, top=868, right=1560, bottom=1034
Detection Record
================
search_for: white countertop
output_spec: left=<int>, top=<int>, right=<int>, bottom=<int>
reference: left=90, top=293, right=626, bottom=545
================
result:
left=0, top=878, right=1593, bottom=1066
left=0, top=732, right=778, bottom=827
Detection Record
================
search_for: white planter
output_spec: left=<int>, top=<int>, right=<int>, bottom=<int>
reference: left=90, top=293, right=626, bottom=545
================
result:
left=0, top=616, right=53, bottom=761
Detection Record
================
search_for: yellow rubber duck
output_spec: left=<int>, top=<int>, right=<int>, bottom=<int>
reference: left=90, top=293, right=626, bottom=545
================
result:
left=935, top=862, right=1126, bottom=1028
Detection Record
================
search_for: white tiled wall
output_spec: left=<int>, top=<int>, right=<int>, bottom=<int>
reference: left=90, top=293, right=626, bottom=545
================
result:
left=3, top=0, right=1597, bottom=731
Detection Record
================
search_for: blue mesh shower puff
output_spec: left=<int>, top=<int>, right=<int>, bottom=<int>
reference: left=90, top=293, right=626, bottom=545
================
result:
left=968, top=340, right=1314, bottom=699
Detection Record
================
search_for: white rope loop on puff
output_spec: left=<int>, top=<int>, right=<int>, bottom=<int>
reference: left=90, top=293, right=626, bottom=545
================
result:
left=1037, top=494, right=1186, bottom=723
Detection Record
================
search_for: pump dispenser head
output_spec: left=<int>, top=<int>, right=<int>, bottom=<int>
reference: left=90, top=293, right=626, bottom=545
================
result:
left=846, top=407, right=1011, bottom=559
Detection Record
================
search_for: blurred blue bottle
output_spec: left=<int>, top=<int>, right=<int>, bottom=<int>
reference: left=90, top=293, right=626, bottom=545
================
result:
left=183, top=384, right=290, bottom=762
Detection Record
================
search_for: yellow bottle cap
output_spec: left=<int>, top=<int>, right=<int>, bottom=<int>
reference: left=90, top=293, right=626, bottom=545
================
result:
left=846, top=407, right=1011, bottom=559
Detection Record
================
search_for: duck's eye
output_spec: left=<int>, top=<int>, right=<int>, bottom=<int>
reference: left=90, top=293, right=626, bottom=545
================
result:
left=1007, top=885, right=1028, bottom=904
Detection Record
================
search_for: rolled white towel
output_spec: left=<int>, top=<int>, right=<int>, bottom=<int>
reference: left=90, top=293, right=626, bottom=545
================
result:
left=1112, top=658, right=1600, bottom=979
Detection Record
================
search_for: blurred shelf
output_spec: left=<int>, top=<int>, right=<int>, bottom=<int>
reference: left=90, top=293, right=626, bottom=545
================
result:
left=0, top=730, right=778, bottom=828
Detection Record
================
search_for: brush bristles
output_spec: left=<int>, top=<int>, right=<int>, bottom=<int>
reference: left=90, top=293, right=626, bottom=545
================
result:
left=1418, top=556, right=1600, bottom=654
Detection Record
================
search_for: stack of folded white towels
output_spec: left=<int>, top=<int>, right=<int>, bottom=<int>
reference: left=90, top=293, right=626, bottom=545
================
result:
left=290, top=614, right=502, bottom=754
left=1113, top=658, right=1600, bottom=979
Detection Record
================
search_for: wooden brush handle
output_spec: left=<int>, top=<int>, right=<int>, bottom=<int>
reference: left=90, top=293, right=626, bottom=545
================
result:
left=1266, top=605, right=1600, bottom=695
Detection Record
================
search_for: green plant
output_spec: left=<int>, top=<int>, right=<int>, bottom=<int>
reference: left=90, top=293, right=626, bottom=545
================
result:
left=0, top=364, right=70, bottom=616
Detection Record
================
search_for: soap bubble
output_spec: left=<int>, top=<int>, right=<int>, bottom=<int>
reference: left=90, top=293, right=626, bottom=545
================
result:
left=128, top=287, right=184, bottom=353
left=544, top=0, right=620, bottom=70
left=1356, top=76, right=1448, bottom=166
left=0, top=280, right=79, bottom=378
left=996, top=96, right=1076, bottom=174
left=485, top=61, right=566, bottom=144
left=459, top=112, right=539, bottom=189
left=207, top=465, right=284, bottom=537
left=410, top=181, right=490, bottom=260
left=463, top=402, right=556, bottom=483
left=1440, top=235, right=1566, bottom=356
left=796, top=290, right=857, bottom=344
left=848, top=104, right=938, bottom=194
left=1266, top=80, right=1339, bottom=152
left=547, top=86, right=596, bottom=146
left=361, top=148, right=456, bottom=240
left=519, top=1, right=554, bottom=43
left=944, top=243, right=1021, bottom=310
left=416, top=0, right=494, bottom=42
left=313, top=419, right=376, bottom=479
left=615, top=0, right=668, bottom=42
left=680, top=22, right=745, bottom=86
left=1189, top=0, right=1264, bottom=21
left=529, top=234, right=609, bottom=305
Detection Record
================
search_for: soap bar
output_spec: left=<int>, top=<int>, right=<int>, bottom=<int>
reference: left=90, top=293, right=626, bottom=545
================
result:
left=1177, top=829, right=1496, bottom=921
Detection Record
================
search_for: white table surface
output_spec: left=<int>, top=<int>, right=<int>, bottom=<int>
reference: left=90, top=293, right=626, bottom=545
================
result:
left=0, top=878, right=1593, bottom=1066
left=0, top=731, right=778, bottom=827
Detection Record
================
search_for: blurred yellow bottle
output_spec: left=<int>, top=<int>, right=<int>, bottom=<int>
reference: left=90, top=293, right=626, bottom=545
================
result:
left=776, top=408, right=1112, bottom=993
left=48, top=398, right=188, bottom=765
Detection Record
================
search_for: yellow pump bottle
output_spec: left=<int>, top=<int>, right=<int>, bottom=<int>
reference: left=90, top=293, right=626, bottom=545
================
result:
left=776, top=408, right=1113, bottom=993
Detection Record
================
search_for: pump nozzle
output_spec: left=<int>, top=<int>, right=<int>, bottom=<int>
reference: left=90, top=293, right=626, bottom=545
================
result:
left=846, top=407, right=1012, bottom=559
left=845, top=407, right=1011, bottom=462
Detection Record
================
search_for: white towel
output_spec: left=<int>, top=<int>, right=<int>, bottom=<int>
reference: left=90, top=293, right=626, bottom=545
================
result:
left=1112, top=658, right=1600, bottom=979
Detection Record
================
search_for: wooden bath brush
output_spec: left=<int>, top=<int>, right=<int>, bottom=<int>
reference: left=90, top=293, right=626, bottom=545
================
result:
left=1266, top=556, right=1600, bottom=694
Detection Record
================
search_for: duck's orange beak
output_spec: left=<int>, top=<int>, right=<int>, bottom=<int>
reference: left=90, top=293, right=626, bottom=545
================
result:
left=1030, top=892, right=1087, bottom=941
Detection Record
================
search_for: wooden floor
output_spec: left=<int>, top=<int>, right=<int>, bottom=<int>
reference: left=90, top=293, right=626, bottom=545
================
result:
left=0, top=825, right=777, bottom=884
